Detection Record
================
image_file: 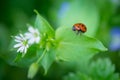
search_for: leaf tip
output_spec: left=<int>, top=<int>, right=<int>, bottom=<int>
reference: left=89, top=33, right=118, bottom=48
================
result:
left=43, top=69, right=47, bottom=76
left=104, top=47, right=108, bottom=51
left=34, top=9, right=39, bottom=15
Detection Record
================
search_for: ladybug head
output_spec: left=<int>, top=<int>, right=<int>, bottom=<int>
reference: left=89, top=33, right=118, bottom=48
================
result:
left=72, top=26, right=76, bottom=31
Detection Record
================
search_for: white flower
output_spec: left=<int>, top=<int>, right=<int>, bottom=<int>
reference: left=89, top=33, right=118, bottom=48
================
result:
left=14, top=34, right=29, bottom=54
left=25, top=26, right=40, bottom=44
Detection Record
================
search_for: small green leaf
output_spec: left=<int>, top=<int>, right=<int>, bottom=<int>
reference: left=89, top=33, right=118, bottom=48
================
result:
left=10, top=44, right=38, bottom=68
left=41, top=48, right=55, bottom=75
left=89, top=58, right=119, bottom=80
left=14, top=53, right=22, bottom=62
left=55, top=27, right=107, bottom=63
left=63, top=72, right=92, bottom=80
left=28, top=63, right=39, bottom=79
left=34, top=10, right=55, bottom=37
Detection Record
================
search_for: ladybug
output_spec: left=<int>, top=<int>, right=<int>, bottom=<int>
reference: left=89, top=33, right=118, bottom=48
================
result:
left=72, top=23, right=87, bottom=34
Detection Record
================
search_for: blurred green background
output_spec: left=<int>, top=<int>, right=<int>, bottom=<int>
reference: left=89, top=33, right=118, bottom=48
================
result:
left=0, top=0, right=120, bottom=80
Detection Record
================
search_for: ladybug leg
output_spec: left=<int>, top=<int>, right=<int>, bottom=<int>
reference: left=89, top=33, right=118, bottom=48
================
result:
left=76, top=31, right=80, bottom=35
left=76, top=30, right=82, bottom=35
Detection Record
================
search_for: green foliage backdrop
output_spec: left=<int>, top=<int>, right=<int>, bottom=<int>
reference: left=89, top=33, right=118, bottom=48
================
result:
left=0, top=0, right=120, bottom=80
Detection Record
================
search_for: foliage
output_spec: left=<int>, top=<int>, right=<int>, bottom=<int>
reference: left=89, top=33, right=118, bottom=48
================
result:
left=0, top=0, right=120, bottom=79
left=8, top=11, right=107, bottom=79
left=63, top=58, right=119, bottom=80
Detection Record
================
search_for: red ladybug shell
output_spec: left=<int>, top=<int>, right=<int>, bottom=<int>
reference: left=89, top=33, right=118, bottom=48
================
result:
left=72, top=23, right=87, bottom=33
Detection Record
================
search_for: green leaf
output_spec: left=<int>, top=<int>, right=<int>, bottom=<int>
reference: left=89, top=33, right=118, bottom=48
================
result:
left=34, top=10, right=55, bottom=37
left=58, top=0, right=99, bottom=36
left=88, top=58, right=119, bottom=80
left=63, top=59, right=119, bottom=80
left=63, top=72, right=92, bottom=80
left=9, top=44, right=38, bottom=68
left=55, top=27, right=107, bottom=63
left=41, top=48, right=55, bottom=75
left=14, top=53, right=22, bottom=62
left=28, top=63, right=39, bottom=79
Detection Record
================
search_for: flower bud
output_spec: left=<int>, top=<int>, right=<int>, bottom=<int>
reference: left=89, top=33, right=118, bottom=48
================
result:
left=28, top=63, right=39, bottom=79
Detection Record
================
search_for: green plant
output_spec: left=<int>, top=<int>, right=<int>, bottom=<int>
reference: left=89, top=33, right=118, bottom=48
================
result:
left=63, top=58, right=119, bottom=80
left=9, top=10, right=107, bottom=79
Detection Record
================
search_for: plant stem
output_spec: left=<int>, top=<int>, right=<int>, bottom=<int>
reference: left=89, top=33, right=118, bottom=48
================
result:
left=36, top=48, right=47, bottom=64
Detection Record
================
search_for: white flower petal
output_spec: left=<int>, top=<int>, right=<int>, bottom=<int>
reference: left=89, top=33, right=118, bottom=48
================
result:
left=15, top=36, right=21, bottom=40
left=24, top=47, right=27, bottom=53
left=14, top=43, right=22, bottom=48
left=24, top=32, right=29, bottom=36
left=24, top=27, right=40, bottom=45
left=25, top=33, right=35, bottom=41
left=28, top=38, right=35, bottom=44
left=36, top=37, right=40, bottom=43
left=20, top=34, right=24, bottom=38
left=28, top=27, right=35, bottom=33
left=26, top=44, right=29, bottom=48
left=15, top=39, right=21, bottom=42
left=35, top=29, right=39, bottom=34
left=17, top=48, right=21, bottom=53
left=14, top=33, right=29, bottom=54
left=17, top=46, right=24, bottom=53
left=21, top=46, right=25, bottom=53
